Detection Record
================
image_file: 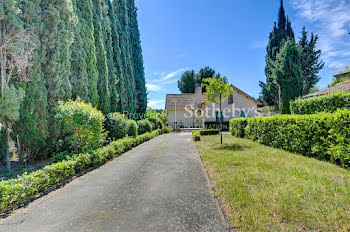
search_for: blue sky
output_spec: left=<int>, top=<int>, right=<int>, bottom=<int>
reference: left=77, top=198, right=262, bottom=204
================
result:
left=136, top=0, right=350, bottom=109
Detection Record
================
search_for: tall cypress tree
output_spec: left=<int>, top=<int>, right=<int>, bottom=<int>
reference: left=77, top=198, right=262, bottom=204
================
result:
left=127, top=0, right=147, bottom=115
left=113, top=0, right=136, bottom=114
left=101, top=0, right=119, bottom=113
left=260, top=0, right=295, bottom=106
left=40, top=0, right=77, bottom=147
left=92, top=0, right=110, bottom=114
left=14, top=0, right=49, bottom=161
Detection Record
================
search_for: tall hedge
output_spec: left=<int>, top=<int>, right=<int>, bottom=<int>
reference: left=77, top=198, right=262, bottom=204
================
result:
left=241, top=110, right=350, bottom=168
left=290, top=92, right=350, bottom=115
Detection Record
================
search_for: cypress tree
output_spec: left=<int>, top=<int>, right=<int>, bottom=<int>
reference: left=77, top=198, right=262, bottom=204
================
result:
left=260, top=0, right=295, bottom=106
left=113, top=0, right=136, bottom=114
left=127, top=0, right=147, bottom=115
left=40, top=0, right=77, bottom=145
left=92, top=0, right=110, bottom=114
left=101, top=0, right=119, bottom=113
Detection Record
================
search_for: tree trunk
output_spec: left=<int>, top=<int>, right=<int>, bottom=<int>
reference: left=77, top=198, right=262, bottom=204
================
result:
left=220, top=95, right=223, bottom=144
left=5, top=128, right=11, bottom=172
left=17, top=134, right=23, bottom=165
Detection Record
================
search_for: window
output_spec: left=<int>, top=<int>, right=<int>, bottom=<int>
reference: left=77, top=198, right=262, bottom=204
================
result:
left=239, top=111, right=246, bottom=118
left=216, top=111, right=224, bottom=122
left=228, top=95, right=233, bottom=104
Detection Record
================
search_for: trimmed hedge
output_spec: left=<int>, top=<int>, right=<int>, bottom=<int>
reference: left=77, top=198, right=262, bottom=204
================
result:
left=290, top=92, right=350, bottom=115
left=204, top=121, right=230, bottom=131
left=0, top=129, right=163, bottom=213
left=229, top=118, right=247, bottom=138
left=192, top=131, right=201, bottom=141
left=199, top=129, right=220, bottom=135
left=243, top=110, right=350, bottom=168
left=137, top=119, right=152, bottom=135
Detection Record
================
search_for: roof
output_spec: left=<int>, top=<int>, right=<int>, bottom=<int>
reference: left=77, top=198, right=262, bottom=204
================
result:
left=334, top=69, right=350, bottom=78
left=165, top=85, right=261, bottom=109
left=303, top=81, right=350, bottom=98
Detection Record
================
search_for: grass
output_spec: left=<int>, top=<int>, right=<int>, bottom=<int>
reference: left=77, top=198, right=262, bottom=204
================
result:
left=196, top=135, right=350, bottom=231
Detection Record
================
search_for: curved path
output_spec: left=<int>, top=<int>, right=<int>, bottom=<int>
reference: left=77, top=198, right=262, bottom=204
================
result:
left=0, top=133, right=227, bottom=232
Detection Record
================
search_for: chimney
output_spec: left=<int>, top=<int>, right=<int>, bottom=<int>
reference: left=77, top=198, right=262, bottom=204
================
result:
left=194, top=84, right=202, bottom=109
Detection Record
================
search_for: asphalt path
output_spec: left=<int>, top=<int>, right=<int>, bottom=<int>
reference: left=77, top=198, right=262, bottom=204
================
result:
left=0, top=133, right=226, bottom=232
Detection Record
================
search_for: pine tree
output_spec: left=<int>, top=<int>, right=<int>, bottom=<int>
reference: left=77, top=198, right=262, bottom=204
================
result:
left=101, top=0, right=119, bottom=113
left=299, top=27, right=324, bottom=95
left=260, top=0, right=295, bottom=106
left=40, top=0, right=77, bottom=145
left=113, top=0, right=137, bottom=114
left=106, top=0, right=126, bottom=113
left=178, top=70, right=196, bottom=93
left=92, top=0, right=110, bottom=114
left=127, top=0, right=147, bottom=115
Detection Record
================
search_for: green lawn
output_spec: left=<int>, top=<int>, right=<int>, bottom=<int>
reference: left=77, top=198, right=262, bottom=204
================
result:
left=196, top=135, right=350, bottom=231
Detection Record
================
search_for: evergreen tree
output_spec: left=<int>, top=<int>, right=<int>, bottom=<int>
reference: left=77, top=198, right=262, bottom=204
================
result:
left=299, top=27, right=324, bottom=95
left=260, top=0, right=295, bottom=106
left=113, top=0, right=136, bottom=114
left=101, top=0, right=119, bottom=113
left=272, top=40, right=304, bottom=114
left=196, top=66, right=216, bottom=84
left=40, top=0, right=77, bottom=145
left=92, top=0, right=110, bottom=114
left=178, top=70, right=196, bottom=93
left=127, top=0, right=147, bottom=115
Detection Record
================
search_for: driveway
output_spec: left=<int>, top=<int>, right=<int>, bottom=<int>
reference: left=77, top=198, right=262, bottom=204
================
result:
left=0, top=133, right=227, bottom=232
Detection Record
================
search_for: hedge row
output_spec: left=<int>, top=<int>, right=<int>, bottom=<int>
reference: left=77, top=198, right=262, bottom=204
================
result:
left=192, top=129, right=220, bottom=141
left=0, top=129, right=163, bottom=213
left=290, top=92, right=350, bottom=115
left=204, top=121, right=230, bottom=131
left=229, top=118, right=247, bottom=138
left=230, top=110, right=350, bottom=168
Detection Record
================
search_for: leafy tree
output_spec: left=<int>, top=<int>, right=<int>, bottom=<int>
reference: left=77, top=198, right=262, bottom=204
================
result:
left=56, top=99, right=106, bottom=153
left=299, top=27, right=324, bottom=94
left=196, top=66, right=216, bottom=84
left=127, top=0, right=147, bottom=115
left=260, top=0, right=295, bottom=106
left=272, top=40, right=304, bottom=114
left=202, top=77, right=233, bottom=144
left=92, top=0, right=110, bottom=114
left=178, top=70, right=196, bottom=93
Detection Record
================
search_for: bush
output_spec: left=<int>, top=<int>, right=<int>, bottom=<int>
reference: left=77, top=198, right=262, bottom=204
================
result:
left=105, top=113, right=128, bottom=140
left=204, top=121, right=230, bottom=131
left=192, top=131, right=200, bottom=141
left=137, top=119, right=152, bottom=135
left=0, top=129, right=163, bottom=213
left=51, top=152, right=74, bottom=163
left=126, top=120, right=138, bottom=138
left=56, top=99, right=105, bottom=153
left=230, top=118, right=247, bottom=138
left=290, top=92, right=350, bottom=115
left=244, top=110, right=350, bottom=168
left=199, top=129, right=220, bottom=135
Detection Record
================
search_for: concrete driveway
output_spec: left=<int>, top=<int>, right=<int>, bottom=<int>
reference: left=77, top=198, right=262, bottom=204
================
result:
left=0, top=133, right=227, bottom=232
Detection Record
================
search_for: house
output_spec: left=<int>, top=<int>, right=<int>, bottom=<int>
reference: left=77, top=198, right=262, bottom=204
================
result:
left=302, top=81, right=350, bottom=99
left=165, top=84, right=262, bottom=129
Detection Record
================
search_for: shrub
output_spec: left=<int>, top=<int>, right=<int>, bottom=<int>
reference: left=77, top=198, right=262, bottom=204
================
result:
left=56, top=99, right=105, bottom=153
left=230, top=118, right=247, bottom=138
left=244, top=110, right=350, bottom=168
left=51, top=152, right=74, bottom=163
left=204, top=121, right=230, bottom=131
left=199, top=129, right=220, bottom=135
left=290, top=92, right=350, bottom=115
left=192, top=131, right=201, bottom=141
left=105, top=113, right=128, bottom=140
left=126, top=120, right=138, bottom=138
left=0, top=129, right=163, bottom=213
left=137, top=119, right=152, bottom=135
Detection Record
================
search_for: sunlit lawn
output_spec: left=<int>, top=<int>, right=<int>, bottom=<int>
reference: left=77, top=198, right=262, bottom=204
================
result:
left=196, top=135, right=350, bottom=231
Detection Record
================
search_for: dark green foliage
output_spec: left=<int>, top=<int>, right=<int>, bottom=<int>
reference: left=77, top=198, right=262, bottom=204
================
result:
left=290, top=92, right=350, bottom=115
left=196, top=66, right=216, bottom=84
left=229, top=118, right=247, bottom=138
left=199, top=129, right=220, bottom=135
left=137, top=119, right=152, bottom=135
left=0, top=129, right=163, bottom=213
left=204, top=121, right=230, bottom=131
left=127, top=0, right=147, bottom=115
left=244, top=110, right=350, bottom=168
left=92, top=0, right=110, bottom=114
left=0, top=129, right=6, bottom=165
left=192, top=131, right=201, bottom=141
left=261, top=0, right=295, bottom=106
left=126, top=120, right=138, bottom=138
left=178, top=70, right=196, bottom=93
left=105, top=113, right=128, bottom=140
left=272, top=40, right=304, bottom=114
left=299, top=27, right=325, bottom=95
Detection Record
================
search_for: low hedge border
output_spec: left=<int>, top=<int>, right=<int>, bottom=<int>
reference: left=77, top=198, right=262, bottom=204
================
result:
left=229, top=118, right=247, bottom=138
left=230, top=110, right=350, bottom=168
left=290, top=91, right=350, bottom=115
left=204, top=121, right=230, bottom=131
left=192, top=131, right=201, bottom=141
left=192, top=129, right=220, bottom=142
left=0, top=129, right=163, bottom=216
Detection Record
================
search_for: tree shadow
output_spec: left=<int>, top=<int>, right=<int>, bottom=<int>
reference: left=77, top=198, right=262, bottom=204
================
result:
left=214, top=143, right=246, bottom=151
